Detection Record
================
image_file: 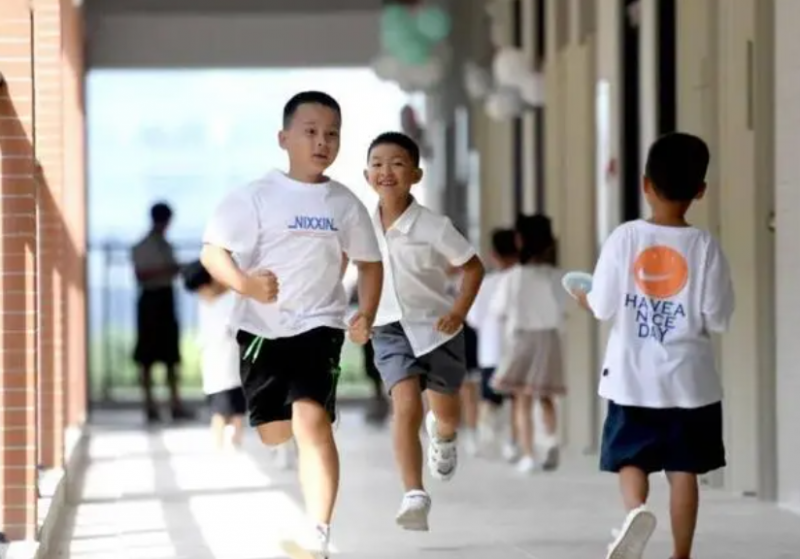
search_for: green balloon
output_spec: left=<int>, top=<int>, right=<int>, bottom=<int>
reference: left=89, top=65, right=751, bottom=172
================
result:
left=381, top=4, right=417, bottom=56
left=415, top=5, right=452, bottom=42
left=395, top=35, right=431, bottom=66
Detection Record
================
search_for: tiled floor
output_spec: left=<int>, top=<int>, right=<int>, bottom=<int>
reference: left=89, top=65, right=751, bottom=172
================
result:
left=49, top=410, right=800, bottom=558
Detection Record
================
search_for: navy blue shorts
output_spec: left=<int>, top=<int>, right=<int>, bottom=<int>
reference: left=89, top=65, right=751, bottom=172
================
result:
left=600, top=400, right=726, bottom=475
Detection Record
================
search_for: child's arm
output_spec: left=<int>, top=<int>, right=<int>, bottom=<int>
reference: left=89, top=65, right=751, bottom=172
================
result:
left=576, top=227, right=626, bottom=321
left=432, top=220, right=485, bottom=334
left=201, top=189, right=275, bottom=303
left=701, top=238, right=735, bottom=332
left=341, top=203, right=384, bottom=344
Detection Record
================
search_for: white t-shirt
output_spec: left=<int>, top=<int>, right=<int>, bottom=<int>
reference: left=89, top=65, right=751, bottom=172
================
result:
left=489, top=264, right=566, bottom=334
left=466, top=270, right=507, bottom=369
left=586, top=219, right=735, bottom=409
left=203, top=170, right=382, bottom=340
left=373, top=198, right=477, bottom=357
left=197, top=292, right=241, bottom=395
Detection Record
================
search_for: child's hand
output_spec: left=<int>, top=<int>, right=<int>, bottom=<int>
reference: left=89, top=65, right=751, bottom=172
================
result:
left=348, top=311, right=373, bottom=345
left=243, top=270, right=279, bottom=304
left=572, top=289, right=590, bottom=311
left=436, top=312, right=464, bottom=335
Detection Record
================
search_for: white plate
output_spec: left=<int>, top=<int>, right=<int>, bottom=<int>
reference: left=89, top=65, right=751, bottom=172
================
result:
left=561, top=271, right=593, bottom=299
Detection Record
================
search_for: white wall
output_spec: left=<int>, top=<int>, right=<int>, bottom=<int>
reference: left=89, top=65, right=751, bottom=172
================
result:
left=86, top=11, right=380, bottom=68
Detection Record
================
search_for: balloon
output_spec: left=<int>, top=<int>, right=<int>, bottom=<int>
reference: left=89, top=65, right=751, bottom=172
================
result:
left=485, top=87, right=524, bottom=120
left=492, top=47, right=529, bottom=88
left=404, top=55, right=446, bottom=90
left=463, top=61, right=493, bottom=100
left=415, top=5, right=452, bottom=42
left=394, top=34, right=432, bottom=66
left=380, top=4, right=417, bottom=54
left=519, top=71, right=545, bottom=106
left=371, top=53, right=404, bottom=82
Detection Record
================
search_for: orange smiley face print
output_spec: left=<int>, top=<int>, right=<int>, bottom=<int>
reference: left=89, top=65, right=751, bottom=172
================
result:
left=633, top=245, right=689, bottom=299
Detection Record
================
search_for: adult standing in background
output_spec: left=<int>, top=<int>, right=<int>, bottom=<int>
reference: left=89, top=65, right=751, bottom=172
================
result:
left=131, top=202, right=191, bottom=423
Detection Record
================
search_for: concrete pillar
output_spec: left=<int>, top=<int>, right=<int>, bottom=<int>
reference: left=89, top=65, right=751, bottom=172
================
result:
left=774, top=0, right=800, bottom=512
left=544, top=0, right=598, bottom=452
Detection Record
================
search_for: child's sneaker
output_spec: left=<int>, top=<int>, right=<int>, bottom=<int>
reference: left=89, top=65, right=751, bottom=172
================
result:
left=541, top=445, right=560, bottom=471
left=605, top=505, right=657, bottom=559
left=515, top=455, right=538, bottom=474
left=280, top=524, right=330, bottom=559
left=502, top=442, right=521, bottom=463
left=395, top=490, right=431, bottom=531
left=425, top=411, right=458, bottom=481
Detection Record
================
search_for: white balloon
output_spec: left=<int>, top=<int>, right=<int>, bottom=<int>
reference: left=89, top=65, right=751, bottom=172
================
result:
left=492, top=47, right=529, bottom=88
left=485, top=87, right=524, bottom=121
left=403, top=55, right=447, bottom=92
left=372, top=54, right=403, bottom=82
left=463, top=61, right=493, bottom=101
left=519, top=71, right=545, bottom=106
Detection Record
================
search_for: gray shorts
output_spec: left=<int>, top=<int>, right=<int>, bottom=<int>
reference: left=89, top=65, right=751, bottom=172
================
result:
left=371, top=322, right=467, bottom=395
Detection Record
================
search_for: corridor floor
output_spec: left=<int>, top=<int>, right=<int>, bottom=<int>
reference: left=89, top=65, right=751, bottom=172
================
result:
left=50, top=410, right=800, bottom=559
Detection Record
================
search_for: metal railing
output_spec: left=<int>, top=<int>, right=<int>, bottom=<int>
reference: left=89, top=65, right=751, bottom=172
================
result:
left=87, top=239, right=372, bottom=406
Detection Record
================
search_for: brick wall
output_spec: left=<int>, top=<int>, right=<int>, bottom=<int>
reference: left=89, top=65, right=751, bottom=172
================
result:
left=0, top=0, right=86, bottom=542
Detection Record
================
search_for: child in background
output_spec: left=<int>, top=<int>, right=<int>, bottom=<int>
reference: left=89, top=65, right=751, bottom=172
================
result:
left=490, top=214, right=566, bottom=473
left=183, top=260, right=246, bottom=450
left=574, top=132, right=734, bottom=559
left=466, top=228, right=520, bottom=459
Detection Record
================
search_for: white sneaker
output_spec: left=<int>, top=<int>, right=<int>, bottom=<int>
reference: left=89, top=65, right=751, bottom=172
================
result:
left=502, top=442, right=521, bottom=463
left=274, top=442, right=295, bottom=470
left=280, top=524, right=330, bottom=559
left=463, top=429, right=479, bottom=457
left=395, top=490, right=431, bottom=531
left=425, top=411, right=458, bottom=481
left=605, top=505, right=657, bottom=559
left=515, top=455, right=538, bottom=474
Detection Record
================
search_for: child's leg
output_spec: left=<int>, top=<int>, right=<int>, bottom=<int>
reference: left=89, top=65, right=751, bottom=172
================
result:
left=228, top=415, right=244, bottom=448
left=459, top=378, right=479, bottom=432
left=210, top=413, right=227, bottom=449
left=291, top=399, right=339, bottom=527
left=663, top=402, right=726, bottom=559
left=600, top=401, right=659, bottom=559
left=539, top=395, right=557, bottom=437
left=515, top=393, right=535, bottom=458
left=390, top=377, right=425, bottom=490
left=666, top=472, right=698, bottom=559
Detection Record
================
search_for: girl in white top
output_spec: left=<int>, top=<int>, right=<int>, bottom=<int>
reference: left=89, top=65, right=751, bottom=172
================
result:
left=489, top=215, right=567, bottom=473
left=184, top=261, right=246, bottom=450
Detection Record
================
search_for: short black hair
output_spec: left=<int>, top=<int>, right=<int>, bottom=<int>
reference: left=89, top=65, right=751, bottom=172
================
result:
left=516, top=213, right=556, bottom=264
left=282, top=91, right=341, bottom=128
left=150, top=202, right=172, bottom=224
left=644, top=132, right=710, bottom=202
left=181, top=260, right=212, bottom=292
left=491, top=228, right=517, bottom=257
left=367, top=132, right=421, bottom=167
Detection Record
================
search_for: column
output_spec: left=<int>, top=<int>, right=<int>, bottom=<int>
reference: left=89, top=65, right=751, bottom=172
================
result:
left=0, top=0, right=39, bottom=541
left=33, top=0, right=66, bottom=471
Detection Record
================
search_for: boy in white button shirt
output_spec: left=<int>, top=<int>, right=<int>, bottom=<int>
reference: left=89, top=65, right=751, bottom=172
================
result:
left=366, top=132, right=485, bottom=532
left=201, top=91, right=383, bottom=559
left=573, top=133, right=734, bottom=559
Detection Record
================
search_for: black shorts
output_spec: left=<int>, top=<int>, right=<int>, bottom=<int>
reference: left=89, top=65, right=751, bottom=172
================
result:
left=237, top=327, right=345, bottom=427
left=207, top=387, right=246, bottom=418
left=600, top=400, right=726, bottom=475
left=463, top=323, right=479, bottom=372
left=133, top=286, right=181, bottom=366
left=480, top=367, right=505, bottom=406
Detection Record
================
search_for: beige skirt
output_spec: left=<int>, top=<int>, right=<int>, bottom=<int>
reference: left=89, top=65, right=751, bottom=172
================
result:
left=491, top=329, right=566, bottom=397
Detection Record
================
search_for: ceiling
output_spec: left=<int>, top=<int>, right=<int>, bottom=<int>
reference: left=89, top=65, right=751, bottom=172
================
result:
left=84, top=0, right=383, bottom=15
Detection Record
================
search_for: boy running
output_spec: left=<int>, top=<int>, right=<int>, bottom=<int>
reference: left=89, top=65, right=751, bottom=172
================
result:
left=366, top=131, right=484, bottom=532
left=201, top=91, right=383, bottom=558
